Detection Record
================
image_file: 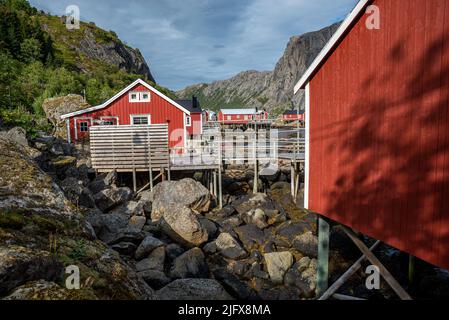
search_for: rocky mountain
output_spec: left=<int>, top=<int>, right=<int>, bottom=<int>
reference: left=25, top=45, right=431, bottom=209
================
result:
left=38, top=14, right=154, bottom=81
left=177, top=23, right=340, bottom=114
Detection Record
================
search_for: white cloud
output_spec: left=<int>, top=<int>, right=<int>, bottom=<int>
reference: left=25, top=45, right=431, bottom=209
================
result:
left=28, top=0, right=358, bottom=90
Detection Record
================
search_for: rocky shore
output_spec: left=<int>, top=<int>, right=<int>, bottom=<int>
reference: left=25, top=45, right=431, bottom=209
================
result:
left=1, top=127, right=448, bottom=300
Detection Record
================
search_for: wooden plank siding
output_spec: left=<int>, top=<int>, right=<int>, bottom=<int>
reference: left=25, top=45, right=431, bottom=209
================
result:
left=307, top=0, right=449, bottom=269
left=89, top=125, right=170, bottom=172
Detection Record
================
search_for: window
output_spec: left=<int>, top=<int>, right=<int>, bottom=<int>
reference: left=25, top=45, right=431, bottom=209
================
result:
left=227, top=115, right=232, bottom=121
left=131, top=115, right=150, bottom=125
left=102, top=121, right=114, bottom=125
left=129, top=91, right=151, bottom=102
left=140, top=92, right=150, bottom=102
left=185, top=115, right=191, bottom=126
left=244, top=115, right=248, bottom=120
left=79, top=121, right=89, bottom=132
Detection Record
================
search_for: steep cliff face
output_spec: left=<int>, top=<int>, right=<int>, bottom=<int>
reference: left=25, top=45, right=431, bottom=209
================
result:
left=39, top=14, right=154, bottom=81
left=177, top=23, right=340, bottom=113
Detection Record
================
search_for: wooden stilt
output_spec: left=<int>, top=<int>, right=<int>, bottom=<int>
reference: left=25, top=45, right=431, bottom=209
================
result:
left=132, top=168, right=137, bottom=193
left=342, top=226, right=412, bottom=300
left=253, top=159, right=259, bottom=193
left=408, top=255, right=415, bottom=286
left=294, top=163, right=300, bottom=202
left=290, top=164, right=295, bottom=198
left=209, top=170, right=214, bottom=194
left=218, top=166, right=223, bottom=209
left=319, top=240, right=381, bottom=300
left=317, top=217, right=330, bottom=298
left=161, top=168, right=166, bottom=181
left=149, top=169, right=154, bottom=191
left=213, top=170, right=217, bottom=197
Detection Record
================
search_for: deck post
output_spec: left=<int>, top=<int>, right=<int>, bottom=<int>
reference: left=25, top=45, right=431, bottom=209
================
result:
left=132, top=168, right=137, bottom=193
left=218, top=166, right=223, bottom=209
left=290, top=164, right=295, bottom=198
left=317, top=216, right=330, bottom=298
left=149, top=169, right=154, bottom=191
left=408, top=254, right=415, bottom=285
left=213, top=170, right=217, bottom=197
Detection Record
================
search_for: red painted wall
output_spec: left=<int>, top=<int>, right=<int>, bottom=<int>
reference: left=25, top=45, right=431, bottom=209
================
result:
left=68, top=83, right=190, bottom=148
left=218, top=112, right=268, bottom=124
left=283, top=114, right=304, bottom=121
left=307, top=0, right=449, bottom=269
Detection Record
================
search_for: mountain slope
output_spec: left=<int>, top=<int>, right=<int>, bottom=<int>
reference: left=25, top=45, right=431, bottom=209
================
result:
left=177, top=23, right=340, bottom=114
left=0, top=0, right=173, bottom=134
left=38, top=14, right=154, bottom=81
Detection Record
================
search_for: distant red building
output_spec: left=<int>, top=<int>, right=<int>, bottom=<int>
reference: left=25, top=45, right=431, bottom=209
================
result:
left=295, top=0, right=449, bottom=269
left=61, top=79, right=202, bottom=148
left=282, top=109, right=304, bottom=122
left=218, top=108, right=268, bottom=124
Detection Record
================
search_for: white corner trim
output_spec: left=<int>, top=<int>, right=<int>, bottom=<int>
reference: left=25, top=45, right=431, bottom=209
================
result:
left=60, top=79, right=190, bottom=119
left=294, top=0, right=370, bottom=93
left=304, top=83, right=310, bottom=209
left=66, top=119, right=71, bottom=143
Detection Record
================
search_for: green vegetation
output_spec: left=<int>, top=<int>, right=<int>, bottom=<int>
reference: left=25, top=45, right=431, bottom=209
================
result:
left=0, top=0, right=174, bottom=135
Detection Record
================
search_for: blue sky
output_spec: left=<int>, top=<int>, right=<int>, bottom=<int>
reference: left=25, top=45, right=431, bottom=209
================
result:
left=29, top=0, right=358, bottom=90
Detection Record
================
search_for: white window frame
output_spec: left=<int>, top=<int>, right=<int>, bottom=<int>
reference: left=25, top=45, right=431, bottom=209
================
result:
left=130, top=114, right=151, bottom=125
left=185, top=115, right=192, bottom=127
left=140, top=91, right=151, bottom=102
left=129, top=91, right=151, bottom=103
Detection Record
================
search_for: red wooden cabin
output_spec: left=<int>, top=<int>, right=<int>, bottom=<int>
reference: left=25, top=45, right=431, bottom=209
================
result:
left=218, top=108, right=268, bottom=124
left=61, top=79, right=202, bottom=148
left=282, top=109, right=305, bottom=122
left=295, top=0, right=449, bottom=270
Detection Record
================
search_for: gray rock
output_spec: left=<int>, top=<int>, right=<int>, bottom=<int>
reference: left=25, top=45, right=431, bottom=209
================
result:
left=264, top=251, right=294, bottom=284
left=93, top=187, right=133, bottom=212
left=199, top=217, right=217, bottom=238
left=285, top=257, right=316, bottom=298
left=135, top=235, right=164, bottom=260
left=215, top=233, right=247, bottom=260
left=160, top=206, right=208, bottom=247
left=169, top=248, right=208, bottom=279
left=104, top=170, right=117, bottom=186
left=136, top=246, right=165, bottom=272
left=242, top=208, right=268, bottom=229
left=128, top=215, right=147, bottom=232
left=1, top=127, right=28, bottom=147
left=151, top=178, right=211, bottom=221
left=3, top=280, right=72, bottom=300
left=137, top=270, right=171, bottom=289
left=203, top=241, right=217, bottom=254
left=165, top=243, right=185, bottom=261
left=157, top=279, right=233, bottom=300
left=59, top=177, right=95, bottom=208
left=234, top=224, right=266, bottom=251
left=111, top=242, right=137, bottom=256
left=0, top=247, right=64, bottom=296
left=292, top=231, right=318, bottom=258
left=87, top=212, right=129, bottom=244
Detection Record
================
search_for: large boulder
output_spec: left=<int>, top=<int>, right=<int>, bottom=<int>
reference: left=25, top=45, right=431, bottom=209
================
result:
left=151, top=179, right=211, bottom=221
left=0, top=247, right=63, bottom=296
left=0, top=137, right=73, bottom=216
left=169, top=248, right=208, bottom=279
left=160, top=206, right=208, bottom=247
left=264, top=251, right=294, bottom=284
left=157, top=279, right=233, bottom=300
left=93, top=187, right=133, bottom=212
left=86, top=211, right=129, bottom=243
left=215, top=233, right=247, bottom=260
left=0, top=127, right=28, bottom=148
left=42, top=94, right=91, bottom=140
